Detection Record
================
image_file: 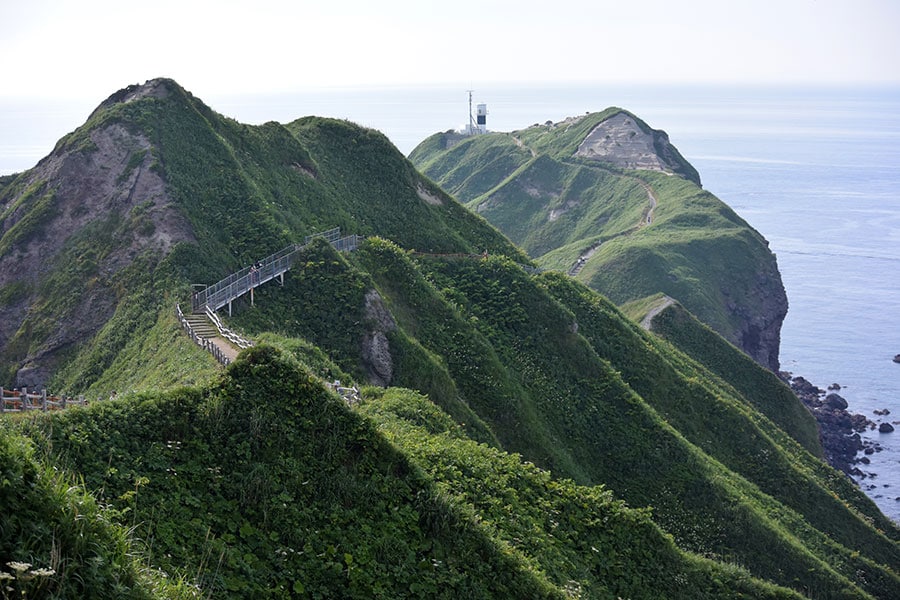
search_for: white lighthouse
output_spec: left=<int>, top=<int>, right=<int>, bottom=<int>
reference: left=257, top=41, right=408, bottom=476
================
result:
left=476, top=103, right=487, bottom=133
left=465, top=91, right=488, bottom=136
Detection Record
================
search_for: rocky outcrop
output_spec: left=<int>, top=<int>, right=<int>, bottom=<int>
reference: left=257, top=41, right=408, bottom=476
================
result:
left=789, top=376, right=867, bottom=474
left=721, top=259, right=787, bottom=372
left=575, top=112, right=701, bottom=185
left=360, top=289, right=396, bottom=387
left=786, top=375, right=899, bottom=478
left=0, top=88, right=196, bottom=387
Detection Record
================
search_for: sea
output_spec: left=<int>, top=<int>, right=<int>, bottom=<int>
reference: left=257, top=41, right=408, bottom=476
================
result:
left=2, top=83, right=899, bottom=521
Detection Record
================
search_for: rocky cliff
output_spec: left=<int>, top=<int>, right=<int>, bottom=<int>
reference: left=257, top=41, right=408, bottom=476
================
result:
left=0, top=82, right=195, bottom=386
left=575, top=111, right=701, bottom=184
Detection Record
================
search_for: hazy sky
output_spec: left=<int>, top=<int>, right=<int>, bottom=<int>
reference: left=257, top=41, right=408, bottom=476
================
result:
left=2, top=0, right=899, bottom=101
left=2, top=0, right=899, bottom=174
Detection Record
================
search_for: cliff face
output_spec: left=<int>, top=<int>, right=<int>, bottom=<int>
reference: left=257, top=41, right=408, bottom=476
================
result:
left=575, top=111, right=702, bottom=185
left=0, top=91, right=195, bottom=386
left=726, top=260, right=787, bottom=371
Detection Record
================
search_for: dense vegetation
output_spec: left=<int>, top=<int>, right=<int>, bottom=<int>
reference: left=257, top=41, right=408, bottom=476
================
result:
left=409, top=111, right=786, bottom=370
left=0, top=79, right=897, bottom=598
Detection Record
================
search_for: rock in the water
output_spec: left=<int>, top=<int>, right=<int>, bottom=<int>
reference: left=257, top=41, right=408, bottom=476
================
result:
left=894, top=354, right=900, bottom=364
left=879, top=422, right=895, bottom=433
left=850, top=413, right=869, bottom=432
left=824, top=393, right=848, bottom=410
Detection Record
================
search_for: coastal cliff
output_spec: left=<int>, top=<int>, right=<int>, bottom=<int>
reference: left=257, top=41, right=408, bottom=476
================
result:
left=410, top=109, right=787, bottom=371
left=1, top=80, right=897, bottom=599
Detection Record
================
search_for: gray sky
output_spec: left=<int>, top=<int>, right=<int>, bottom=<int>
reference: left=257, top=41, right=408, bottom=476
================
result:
left=2, top=0, right=899, bottom=101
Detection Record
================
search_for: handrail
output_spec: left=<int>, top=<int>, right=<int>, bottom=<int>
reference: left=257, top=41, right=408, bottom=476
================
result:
left=205, top=306, right=253, bottom=349
left=1, top=386, right=87, bottom=413
left=193, top=229, right=362, bottom=314
left=176, top=303, right=232, bottom=366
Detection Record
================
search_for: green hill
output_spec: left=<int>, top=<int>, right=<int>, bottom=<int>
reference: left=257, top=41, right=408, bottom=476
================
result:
left=409, top=109, right=787, bottom=371
left=0, top=79, right=897, bottom=598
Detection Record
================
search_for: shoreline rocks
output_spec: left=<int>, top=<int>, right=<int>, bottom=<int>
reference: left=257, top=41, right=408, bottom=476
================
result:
left=782, top=373, right=884, bottom=478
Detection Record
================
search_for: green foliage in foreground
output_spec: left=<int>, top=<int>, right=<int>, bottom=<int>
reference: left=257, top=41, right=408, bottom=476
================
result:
left=0, top=424, right=196, bottom=599
left=361, top=387, right=804, bottom=600
left=21, top=347, right=563, bottom=598
left=12, top=346, right=814, bottom=599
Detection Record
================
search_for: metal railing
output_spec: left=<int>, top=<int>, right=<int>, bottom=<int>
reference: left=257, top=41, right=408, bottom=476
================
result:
left=192, top=228, right=363, bottom=314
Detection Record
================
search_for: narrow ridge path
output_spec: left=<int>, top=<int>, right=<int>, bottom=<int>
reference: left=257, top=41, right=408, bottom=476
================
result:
left=567, top=176, right=658, bottom=276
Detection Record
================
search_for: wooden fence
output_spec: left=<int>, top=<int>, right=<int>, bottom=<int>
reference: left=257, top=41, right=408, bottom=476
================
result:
left=176, top=303, right=234, bottom=366
left=1, top=387, right=88, bottom=413
left=205, top=306, right=253, bottom=350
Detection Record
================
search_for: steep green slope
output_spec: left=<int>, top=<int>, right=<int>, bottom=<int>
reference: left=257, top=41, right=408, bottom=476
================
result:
left=16, top=346, right=809, bottom=599
left=409, top=110, right=786, bottom=371
left=361, top=387, right=805, bottom=600
left=214, top=238, right=898, bottom=598
left=0, top=78, right=523, bottom=394
left=541, top=275, right=899, bottom=557
left=0, top=424, right=194, bottom=599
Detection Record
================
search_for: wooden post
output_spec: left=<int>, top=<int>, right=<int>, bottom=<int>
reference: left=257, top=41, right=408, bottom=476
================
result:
left=61, top=395, right=67, bottom=410
left=1, top=387, right=5, bottom=413
left=21, top=388, right=27, bottom=411
left=41, top=389, right=47, bottom=411
left=250, top=286, right=254, bottom=307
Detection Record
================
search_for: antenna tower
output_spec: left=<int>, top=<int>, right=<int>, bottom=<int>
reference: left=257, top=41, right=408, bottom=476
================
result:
left=467, top=90, right=475, bottom=135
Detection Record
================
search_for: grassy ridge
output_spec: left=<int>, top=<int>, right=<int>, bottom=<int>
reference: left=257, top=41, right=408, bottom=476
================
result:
left=362, top=387, right=805, bottom=600
left=409, top=113, right=786, bottom=369
left=11, top=346, right=822, bottom=598
left=223, top=237, right=898, bottom=598
left=1, top=78, right=525, bottom=395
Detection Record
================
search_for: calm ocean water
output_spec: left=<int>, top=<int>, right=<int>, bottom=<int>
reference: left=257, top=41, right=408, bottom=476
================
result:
left=2, top=84, right=899, bottom=520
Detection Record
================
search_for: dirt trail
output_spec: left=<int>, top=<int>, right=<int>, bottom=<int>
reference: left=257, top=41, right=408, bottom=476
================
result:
left=212, top=337, right=240, bottom=362
left=512, top=136, right=537, bottom=157
left=636, top=180, right=658, bottom=226
left=567, top=176, right=658, bottom=275
left=640, top=296, right=676, bottom=330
